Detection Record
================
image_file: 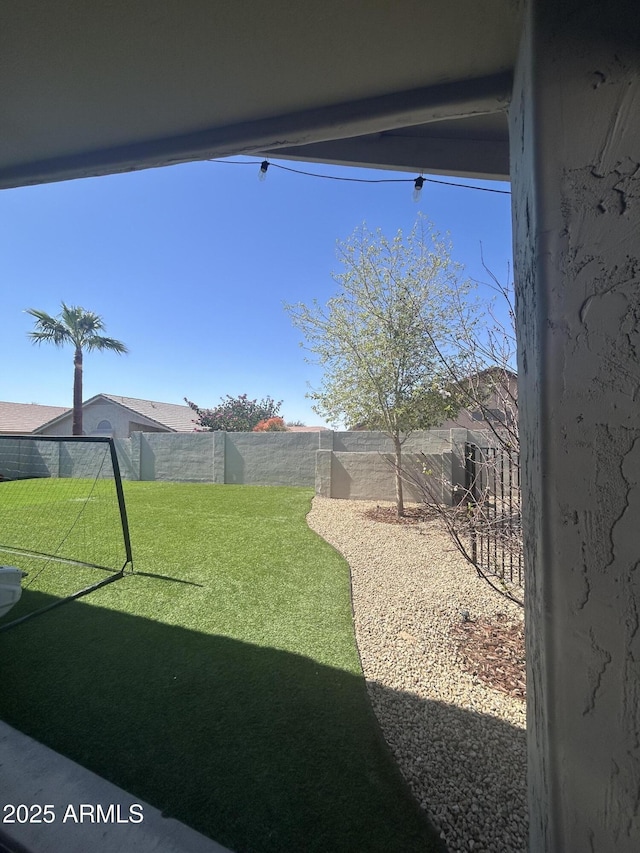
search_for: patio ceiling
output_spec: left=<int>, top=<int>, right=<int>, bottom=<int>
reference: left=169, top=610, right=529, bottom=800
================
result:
left=0, top=1, right=522, bottom=189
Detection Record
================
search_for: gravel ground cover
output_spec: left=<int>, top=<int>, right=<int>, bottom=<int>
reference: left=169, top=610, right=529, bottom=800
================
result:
left=307, top=497, right=527, bottom=853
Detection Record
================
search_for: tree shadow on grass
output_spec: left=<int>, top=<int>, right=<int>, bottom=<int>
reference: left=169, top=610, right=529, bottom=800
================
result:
left=0, top=589, right=524, bottom=853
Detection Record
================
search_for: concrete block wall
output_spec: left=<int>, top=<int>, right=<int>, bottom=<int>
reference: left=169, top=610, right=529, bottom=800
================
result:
left=118, top=428, right=483, bottom=505
left=123, top=431, right=322, bottom=486
left=0, top=429, right=493, bottom=505
left=132, top=432, right=215, bottom=483
left=315, top=430, right=461, bottom=503
left=0, top=437, right=58, bottom=480
left=0, top=437, right=121, bottom=481
left=223, top=431, right=319, bottom=486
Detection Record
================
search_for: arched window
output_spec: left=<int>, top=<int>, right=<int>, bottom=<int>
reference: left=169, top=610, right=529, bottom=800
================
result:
left=96, top=419, right=113, bottom=433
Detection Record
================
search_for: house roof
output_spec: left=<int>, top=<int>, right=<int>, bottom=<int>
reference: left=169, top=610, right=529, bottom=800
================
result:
left=0, top=401, right=71, bottom=434
left=33, top=394, right=197, bottom=434
left=5, top=395, right=320, bottom=434
left=97, top=395, right=196, bottom=432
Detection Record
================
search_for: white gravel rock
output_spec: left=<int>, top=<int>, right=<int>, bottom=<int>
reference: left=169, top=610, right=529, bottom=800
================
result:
left=307, top=496, right=527, bottom=853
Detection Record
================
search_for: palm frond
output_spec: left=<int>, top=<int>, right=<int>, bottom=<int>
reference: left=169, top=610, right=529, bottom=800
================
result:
left=60, top=303, right=106, bottom=345
left=85, top=335, right=129, bottom=354
left=25, top=308, right=71, bottom=346
left=26, top=303, right=127, bottom=353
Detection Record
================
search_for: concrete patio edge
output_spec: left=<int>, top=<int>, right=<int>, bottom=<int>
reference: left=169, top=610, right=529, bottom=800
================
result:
left=0, top=722, right=233, bottom=853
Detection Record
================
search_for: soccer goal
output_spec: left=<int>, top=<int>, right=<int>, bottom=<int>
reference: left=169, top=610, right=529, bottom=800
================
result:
left=0, top=435, right=133, bottom=629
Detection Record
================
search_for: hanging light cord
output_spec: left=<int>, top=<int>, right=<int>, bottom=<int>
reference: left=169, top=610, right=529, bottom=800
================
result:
left=208, top=158, right=511, bottom=194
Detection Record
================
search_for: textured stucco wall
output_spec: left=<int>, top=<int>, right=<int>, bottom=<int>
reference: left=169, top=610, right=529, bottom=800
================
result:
left=0, top=438, right=58, bottom=479
left=1, top=430, right=480, bottom=506
left=0, top=437, right=119, bottom=480
left=126, top=430, right=468, bottom=501
left=332, top=430, right=452, bottom=453
left=324, top=430, right=463, bottom=502
left=37, top=418, right=72, bottom=437
left=112, top=438, right=136, bottom=480
left=134, top=432, right=215, bottom=482
left=223, top=431, right=319, bottom=486
left=81, top=401, right=133, bottom=437
left=326, top=451, right=453, bottom=502
left=511, top=2, right=640, bottom=849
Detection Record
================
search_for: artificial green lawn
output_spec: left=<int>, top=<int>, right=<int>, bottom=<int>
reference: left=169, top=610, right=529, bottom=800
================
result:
left=0, top=483, right=441, bottom=852
left=0, top=475, right=130, bottom=601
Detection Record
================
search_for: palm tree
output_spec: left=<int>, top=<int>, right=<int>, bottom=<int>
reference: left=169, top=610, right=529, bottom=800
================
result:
left=26, top=303, right=129, bottom=435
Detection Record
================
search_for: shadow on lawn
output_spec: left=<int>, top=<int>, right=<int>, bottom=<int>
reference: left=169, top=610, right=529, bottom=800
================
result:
left=0, top=589, right=524, bottom=853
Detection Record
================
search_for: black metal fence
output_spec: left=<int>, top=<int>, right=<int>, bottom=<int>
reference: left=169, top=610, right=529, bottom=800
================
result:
left=464, top=442, right=523, bottom=588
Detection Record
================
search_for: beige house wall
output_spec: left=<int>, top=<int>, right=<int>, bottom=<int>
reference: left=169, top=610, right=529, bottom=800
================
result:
left=38, top=400, right=168, bottom=438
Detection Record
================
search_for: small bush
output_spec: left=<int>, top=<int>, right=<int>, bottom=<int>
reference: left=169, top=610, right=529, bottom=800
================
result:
left=253, top=417, right=288, bottom=432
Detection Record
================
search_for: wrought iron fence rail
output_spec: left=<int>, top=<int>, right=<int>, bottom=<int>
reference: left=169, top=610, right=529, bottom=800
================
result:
left=465, top=442, right=523, bottom=588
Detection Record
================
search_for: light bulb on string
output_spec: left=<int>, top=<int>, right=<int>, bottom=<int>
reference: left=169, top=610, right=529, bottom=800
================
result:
left=210, top=158, right=512, bottom=196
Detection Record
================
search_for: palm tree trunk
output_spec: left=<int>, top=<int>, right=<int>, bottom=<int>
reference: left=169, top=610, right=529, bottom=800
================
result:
left=72, top=347, right=83, bottom=436
left=393, top=434, right=405, bottom=517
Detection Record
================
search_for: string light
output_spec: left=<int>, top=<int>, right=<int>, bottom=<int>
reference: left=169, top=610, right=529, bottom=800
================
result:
left=210, top=158, right=511, bottom=197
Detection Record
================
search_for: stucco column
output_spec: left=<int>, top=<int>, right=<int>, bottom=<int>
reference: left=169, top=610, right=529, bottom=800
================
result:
left=510, top=2, right=640, bottom=850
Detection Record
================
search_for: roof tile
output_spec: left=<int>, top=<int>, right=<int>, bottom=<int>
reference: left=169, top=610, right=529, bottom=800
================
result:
left=0, top=401, right=70, bottom=434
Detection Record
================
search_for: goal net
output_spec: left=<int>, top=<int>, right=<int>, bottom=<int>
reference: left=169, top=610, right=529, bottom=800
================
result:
left=0, top=435, right=133, bottom=628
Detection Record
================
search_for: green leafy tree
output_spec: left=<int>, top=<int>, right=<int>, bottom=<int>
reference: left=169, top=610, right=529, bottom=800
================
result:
left=286, top=217, right=477, bottom=515
left=401, top=264, right=524, bottom=606
left=185, top=394, right=283, bottom=432
left=26, top=302, right=129, bottom=436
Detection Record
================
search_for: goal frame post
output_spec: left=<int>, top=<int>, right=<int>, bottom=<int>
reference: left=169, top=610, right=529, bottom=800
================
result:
left=0, top=434, right=134, bottom=631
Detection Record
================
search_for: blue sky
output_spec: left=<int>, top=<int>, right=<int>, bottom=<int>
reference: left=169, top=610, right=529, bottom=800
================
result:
left=0, top=157, right=512, bottom=426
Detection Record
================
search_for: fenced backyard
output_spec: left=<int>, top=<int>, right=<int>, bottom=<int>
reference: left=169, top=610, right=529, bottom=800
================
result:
left=0, top=430, right=525, bottom=599
left=12, top=427, right=487, bottom=502
left=0, top=483, right=442, bottom=853
left=0, top=438, right=527, bottom=851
